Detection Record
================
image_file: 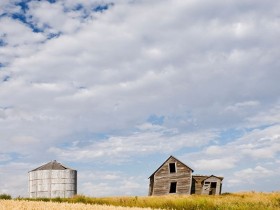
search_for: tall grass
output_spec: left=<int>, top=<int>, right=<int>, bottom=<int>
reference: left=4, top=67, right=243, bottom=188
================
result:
left=0, top=200, right=158, bottom=210
left=15, top=192, right=280, bottom=210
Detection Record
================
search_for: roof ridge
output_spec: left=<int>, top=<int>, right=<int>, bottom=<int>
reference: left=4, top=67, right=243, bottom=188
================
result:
left=29, top=160, right=74, bottom=172
left=148, top=155, right=194, bottom=178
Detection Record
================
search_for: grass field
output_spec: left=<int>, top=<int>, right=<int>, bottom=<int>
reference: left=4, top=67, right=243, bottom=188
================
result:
left=1, top=192, right=280, bottom=210
left=0, top=199, right=159, bottom=210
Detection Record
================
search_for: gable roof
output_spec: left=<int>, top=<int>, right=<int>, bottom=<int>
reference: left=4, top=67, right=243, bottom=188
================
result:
left=192, top=175, right=209, bottom=182
left=192, top=174, right=224, bottom=182
left=29, top=160, right=75, bottom=172
left=149, top=155, right=194, bottom=179
left=203, top=175, right=224, bottom=181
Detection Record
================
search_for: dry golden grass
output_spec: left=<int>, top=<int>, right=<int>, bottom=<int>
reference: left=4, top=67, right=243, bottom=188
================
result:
left=2, top=192, right=280, bottom=210
left=71, top=192, right=280, bottom=210
left=0, top=200, right=158, bottom=210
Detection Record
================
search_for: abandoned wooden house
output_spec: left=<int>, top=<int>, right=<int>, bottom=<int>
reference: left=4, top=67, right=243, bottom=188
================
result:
left=148, top=156, right=223, bottom=196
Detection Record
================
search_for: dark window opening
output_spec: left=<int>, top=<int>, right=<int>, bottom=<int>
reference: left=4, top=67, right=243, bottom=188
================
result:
left=211, top=182, right=217, bottom=188
left=191, top=178, right=196, bottom=194
left=169, top=163, right=176, bottom=173
left=169, top=182, right=177, bottom=193
left=205, top=182, right=210, bottom=185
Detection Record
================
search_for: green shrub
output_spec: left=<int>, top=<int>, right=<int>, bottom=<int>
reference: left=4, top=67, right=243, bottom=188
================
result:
left=222, top=192, right=232, bottom=195
left=52, top=197, right=63, bottom=203
left=0, top=193, right=12, bottom=200
left=35, top=197, right=51, bottom=202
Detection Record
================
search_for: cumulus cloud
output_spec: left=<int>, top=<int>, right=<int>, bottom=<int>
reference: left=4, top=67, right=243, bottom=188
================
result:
left=192, top=157, right=238, bottom=171
left=79, top=170, right=146, bottom=197
left=225, top=101, right=260, bottom=112
left=49, top=124, right=218, bottom=163
left=227, top=166, right=276, bottom=187
left=0, top=162, right=33, bottom=197
left=0, top=153, right=11, bottom=162
left=246, top=105, right=280, bottom=127
left=186, top=124, right=280, bottom=165
left=0, top=0, right=280, bottom=196
left=182, top=122, right=280, bottom=191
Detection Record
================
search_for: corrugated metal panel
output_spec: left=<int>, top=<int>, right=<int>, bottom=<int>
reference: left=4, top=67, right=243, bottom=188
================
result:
left=28, top=161, right=77, bottom=198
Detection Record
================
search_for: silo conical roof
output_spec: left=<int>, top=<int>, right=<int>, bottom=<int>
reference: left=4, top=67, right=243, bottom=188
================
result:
left=30, top=160, right=74, bottom=171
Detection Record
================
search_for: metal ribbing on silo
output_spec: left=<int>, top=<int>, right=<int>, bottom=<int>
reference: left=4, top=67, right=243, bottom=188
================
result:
left=28, top=160, right=77, bottom=198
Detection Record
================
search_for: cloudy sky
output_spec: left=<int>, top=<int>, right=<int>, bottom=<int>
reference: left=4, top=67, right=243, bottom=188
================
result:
left=0, top=0, right=280, bottom=197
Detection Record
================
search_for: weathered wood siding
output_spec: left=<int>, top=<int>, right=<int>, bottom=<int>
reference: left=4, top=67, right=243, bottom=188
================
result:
left=151, top=157, right=192, bottom=196
left=191, top=176, right=207, bottom=195
left=148, top=176, right=154, bottom=196
left=201, top=176, right=222, bottom=195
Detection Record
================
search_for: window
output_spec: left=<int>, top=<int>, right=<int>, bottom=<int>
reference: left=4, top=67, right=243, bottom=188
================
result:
left=169, top=163, right=176, bottom=173
left=169, top=182, right=177, bottom=193
left=205, top=182, right=210, bottom=185
left=211, top=182, right=217, bottom=188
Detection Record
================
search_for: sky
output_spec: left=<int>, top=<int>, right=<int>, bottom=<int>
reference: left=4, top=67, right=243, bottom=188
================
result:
left=0, top=0, right=280, bottom=197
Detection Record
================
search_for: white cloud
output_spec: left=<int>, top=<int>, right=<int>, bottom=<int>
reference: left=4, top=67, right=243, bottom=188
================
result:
left=205, top=146, right=224, bottom=155
left=78, top=170, right=147, bottom=197
left=187, top=124, right=280, bottom=165
left=0, top=16, right=45, bottom=65
left=0, top=153, right=11, bottom=162
left=27, top=1, right=81, bottom=34
left=0, top=0, right=280, bottom=196
left=225, top=101, right=260, bottom=112
left=182, top=123, right=280, bottom=191
left=0, top=162, right=33, bottom=197
left=247, top=105, right=280, bottom=127
left=10, top=135, right=38, bottom=145
left=192, top=157, right=238, bottom=170
left=227, top=166, right=275, bottom=186
left=49, top=125, right=217, bottom=163
left=0, top=17, right=44, bottom=46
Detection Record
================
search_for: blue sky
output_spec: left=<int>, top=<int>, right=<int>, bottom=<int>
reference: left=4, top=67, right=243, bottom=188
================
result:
left=0, top=0, right=280, bottom=197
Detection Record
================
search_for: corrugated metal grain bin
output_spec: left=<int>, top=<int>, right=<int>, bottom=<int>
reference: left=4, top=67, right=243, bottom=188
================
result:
left=28, top=160, right=77, bottom=198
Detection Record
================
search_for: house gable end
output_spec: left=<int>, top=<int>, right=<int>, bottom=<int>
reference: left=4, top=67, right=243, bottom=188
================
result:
left=149, top=155, right=194, bottom=179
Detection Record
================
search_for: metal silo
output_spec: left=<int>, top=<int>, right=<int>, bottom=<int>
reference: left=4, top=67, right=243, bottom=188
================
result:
left=28, top=160, right=77, bottom=198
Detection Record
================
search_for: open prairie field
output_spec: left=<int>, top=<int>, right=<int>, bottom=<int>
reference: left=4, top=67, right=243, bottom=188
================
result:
left=0, top=200, right=158, bottom=210
left=1, top=192, right=280, bottom=210
left=79, top=192, right=280, bottom=210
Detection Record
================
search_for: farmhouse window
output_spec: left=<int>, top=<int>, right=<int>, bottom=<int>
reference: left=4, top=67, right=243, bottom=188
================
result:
left=169, top=163, right=176, bottom=173
left=211, top=182, right=217, bottom=188
left=169, top=182, right=177, bottom=193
